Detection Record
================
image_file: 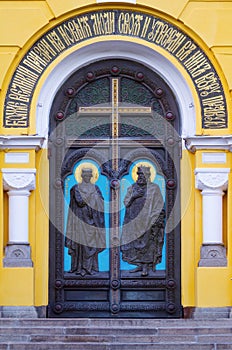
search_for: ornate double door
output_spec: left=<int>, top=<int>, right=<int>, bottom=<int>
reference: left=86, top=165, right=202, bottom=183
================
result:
left=48, top=59, right=182, bottom=318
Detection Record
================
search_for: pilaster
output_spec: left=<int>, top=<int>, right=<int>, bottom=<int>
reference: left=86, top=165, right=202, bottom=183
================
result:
left=195, top=168, right=229, bottom=267
left=2, top=168, right=36, bottom=267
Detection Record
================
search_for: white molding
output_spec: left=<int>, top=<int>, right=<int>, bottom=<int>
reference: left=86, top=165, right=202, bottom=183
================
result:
left=202, top=153, right=226, bottom=164
left=0, top=136, right=45, bottom=150
left=195, top=168, right=230, bottom=191
left=195, top=167, right=229, bottom=246
left=5, top=152, right=30, bottom=164
left=2, top=168, right=36, bottom=245
left=36, top=41, right=196, bottom=145
left=185, top=136, right=232, bottom=152
left=2, top=168, right=36, bottom=191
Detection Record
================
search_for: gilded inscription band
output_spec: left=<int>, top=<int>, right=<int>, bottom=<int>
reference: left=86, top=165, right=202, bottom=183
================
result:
left=3, top=10, right=227, bottom=129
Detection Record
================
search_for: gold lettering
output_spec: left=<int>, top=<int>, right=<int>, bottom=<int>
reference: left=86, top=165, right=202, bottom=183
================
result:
left=79, top=16, right=92, bottom=37
left=67, top=21, right=80, bottom=41
left=91, top=12, right=115, bottom=35
left=140, top=16, right=151, bottom=38
left=3, top=11, right=228, bottom=130
left=46, top=31, right=65, bottom=52
left=13, top=67, right=38, bottom=93
left=5, top=119, right=28, bottom=127
left=74, top=18, right=86, bottom=39
left=202, top=95, right=224, bottom=107
left=5, top=101, right=28, bottom=126
left=204, top=118, right=226, bottom=128
left=91, top=13, right=101, bottom=35
left=154, top=22, right=170, bottom=45
left=23, top=58, right=42, bottom=74
left=200, top=85, right=221, bottom=97
left=118, top=12, right=143, bottom=36
left=195, top=72, right=221, bottom=97
left=12, top=73, right=36, bottom=92
left=202, top=95, right=226, bottom=127
left=147, top=21, right=186, bottom=55
left=191, top=63, right=211, bottom=78
left=147, top=20, right=161, bottom=41
left=165, top=31, right=186, bottom=54
left=9, top=88, right=30, bottom=103
left=7, top=65, right=37, bottom=103
left=184, top=51, right=208, bottom=72
left=57, top=25, right=73, bottom=45
left=57, top=18, right=92, bottom=44
left=5, top=101, right=27, bottom=115
left=23, top=50, right=48, bottom=74
left=16, top=65, right=38, bottom=81
left=176, top=41, right=196, bottom=61
left=105, top=12, right=115, bottom=34
left=33, top=39, right=56, bottom=63
left=12, top=80, right=32, bottom=94
left=204, top=106, right=225, bottom=117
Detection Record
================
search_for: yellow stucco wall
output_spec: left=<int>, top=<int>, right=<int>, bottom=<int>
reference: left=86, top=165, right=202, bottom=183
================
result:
left=0, top=0, right=232, bottom=312
left=1, top=0, right=231, bottom=91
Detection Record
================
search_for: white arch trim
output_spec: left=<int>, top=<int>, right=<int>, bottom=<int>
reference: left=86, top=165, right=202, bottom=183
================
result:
left=36, top=40, right=196, bottom=145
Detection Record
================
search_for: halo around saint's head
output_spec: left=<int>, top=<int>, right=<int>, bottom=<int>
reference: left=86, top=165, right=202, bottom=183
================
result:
left=132, top=161, right=156, bottom=182
left=74, top=162, right=99, bottom=183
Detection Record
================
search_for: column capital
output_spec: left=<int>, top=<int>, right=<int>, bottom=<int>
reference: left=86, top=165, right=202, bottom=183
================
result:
left=2, top=168, right=36, bottom=192
left=195, top=168, right=230, bottom=192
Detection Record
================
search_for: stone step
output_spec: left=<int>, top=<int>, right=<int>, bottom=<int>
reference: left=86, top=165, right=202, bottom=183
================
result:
left=0, top=343, right=227, bottom=350
left=29, top=334, right=197, bottom=343
left=0, top=325, right=232, bottom=336
left=0, top=318, right=231, bottom=327
left=0, top=325, right=232, bottom=337
left=0, top=318, right=232, bottom=328
left=32, top=334, right=232, bottom=343
left=0, top=318, right=231, bottom=349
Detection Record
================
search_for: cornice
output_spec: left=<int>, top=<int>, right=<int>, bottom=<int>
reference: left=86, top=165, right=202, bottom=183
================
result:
left=184, top=136, right=232, bottom=153
left=0, top=136, right=45, bottom=150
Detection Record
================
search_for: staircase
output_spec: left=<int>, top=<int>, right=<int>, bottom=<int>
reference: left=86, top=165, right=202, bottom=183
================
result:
left=0, top=318, right=231, bottom=349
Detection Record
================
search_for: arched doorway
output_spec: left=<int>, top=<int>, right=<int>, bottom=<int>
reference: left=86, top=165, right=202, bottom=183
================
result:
left=48, top=59, right=181, bottom=318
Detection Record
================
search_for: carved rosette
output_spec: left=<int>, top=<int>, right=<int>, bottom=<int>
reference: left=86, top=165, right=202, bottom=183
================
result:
left=2, top=169, right=36, bottom=192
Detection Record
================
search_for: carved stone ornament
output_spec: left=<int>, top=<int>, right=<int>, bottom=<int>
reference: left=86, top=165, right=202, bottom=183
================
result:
left=195, top=168, right=230, bottom=192
left=2, top=169, right=36, bottom=191
left=199, top=244, right=227, bottom=267
left=3, top=244, right=32, bottom=267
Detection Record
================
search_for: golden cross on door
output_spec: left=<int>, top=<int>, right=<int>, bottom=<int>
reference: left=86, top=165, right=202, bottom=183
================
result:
left=79, top=78, right=151, bottom=144
left=78, top=78, right=152, bottom=313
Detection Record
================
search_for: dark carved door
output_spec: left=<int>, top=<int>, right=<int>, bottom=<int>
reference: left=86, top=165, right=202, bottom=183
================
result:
left=48, top=59, right=182, bottom=317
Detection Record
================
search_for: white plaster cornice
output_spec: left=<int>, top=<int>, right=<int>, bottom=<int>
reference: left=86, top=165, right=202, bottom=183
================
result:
left=195, top=168, right=230, bottom=191
left=0, top=136, right=45, bottom=150
left=2, top=168, right=36, bottom=191
left=185, top=136, right=232, bottom=152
